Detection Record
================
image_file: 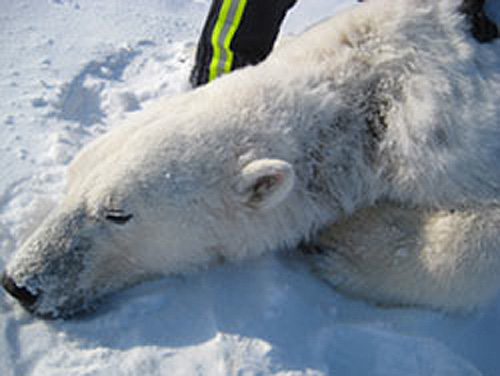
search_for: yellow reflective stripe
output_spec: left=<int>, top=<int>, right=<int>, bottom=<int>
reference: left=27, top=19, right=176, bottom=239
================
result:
left=222, top=0, right=247, bottom=74
left=209, top=0, right=231, bottom=82
left=209, top=0, right=248, bottom=82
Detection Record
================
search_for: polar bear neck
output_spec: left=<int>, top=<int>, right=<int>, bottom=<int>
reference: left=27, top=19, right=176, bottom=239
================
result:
left=268, top=0, right=500, bottom=211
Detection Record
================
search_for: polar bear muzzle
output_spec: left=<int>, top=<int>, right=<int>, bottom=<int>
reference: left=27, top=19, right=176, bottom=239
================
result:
left=1, top=273, right=38, bottom=311
left=1, top=207, right=104, bottom=318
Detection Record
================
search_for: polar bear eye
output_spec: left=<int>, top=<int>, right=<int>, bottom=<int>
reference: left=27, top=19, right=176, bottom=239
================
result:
left=104, top=209, right=134, bottom=225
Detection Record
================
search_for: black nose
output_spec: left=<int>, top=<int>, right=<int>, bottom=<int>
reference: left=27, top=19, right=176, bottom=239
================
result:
left=1, top=272, right=38, bottom=308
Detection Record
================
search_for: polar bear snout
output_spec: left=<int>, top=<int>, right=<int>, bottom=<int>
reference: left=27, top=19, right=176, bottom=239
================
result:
left=1, top=207, right=109, bottom=318
left=1, top=272, right=38, bottom=311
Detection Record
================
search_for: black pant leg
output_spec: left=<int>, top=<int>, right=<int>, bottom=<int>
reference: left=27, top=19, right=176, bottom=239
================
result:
left=230, top=0, right=297, bottom=69
left=190, top=0, right=297, bottom=88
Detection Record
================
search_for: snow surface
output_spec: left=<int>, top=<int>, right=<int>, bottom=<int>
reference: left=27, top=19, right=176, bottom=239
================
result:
left=1, top=0, right=500, bottom=375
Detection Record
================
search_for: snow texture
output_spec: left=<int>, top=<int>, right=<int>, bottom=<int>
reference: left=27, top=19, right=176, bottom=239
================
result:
left=0, top=0, right=499, bottom=375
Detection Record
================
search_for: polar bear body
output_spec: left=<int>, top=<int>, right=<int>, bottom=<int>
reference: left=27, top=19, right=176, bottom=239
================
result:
left=310, top=204, right=500, bottom=312
left=3, top=0, right=500, bottom=317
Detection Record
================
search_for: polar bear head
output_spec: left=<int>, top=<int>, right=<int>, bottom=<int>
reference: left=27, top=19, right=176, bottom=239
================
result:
left=2, top=79, right=332, bottom=318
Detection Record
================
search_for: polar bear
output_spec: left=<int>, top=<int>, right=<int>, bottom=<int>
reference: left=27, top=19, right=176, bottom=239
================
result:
left=2, top=0, right=500, bottom=318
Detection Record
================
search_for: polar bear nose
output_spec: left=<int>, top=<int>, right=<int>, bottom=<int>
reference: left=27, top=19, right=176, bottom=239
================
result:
left=1, top=272, right=38, bottom=309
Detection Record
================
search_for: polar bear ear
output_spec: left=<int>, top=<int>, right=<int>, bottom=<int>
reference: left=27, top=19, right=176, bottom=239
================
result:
left=235, top=159, right=296, bottom=211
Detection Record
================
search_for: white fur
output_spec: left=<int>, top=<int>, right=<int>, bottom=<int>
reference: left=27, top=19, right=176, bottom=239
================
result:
left=4, top=0, right=500, bottom=317
left=311, top=204, right=500, bottom=312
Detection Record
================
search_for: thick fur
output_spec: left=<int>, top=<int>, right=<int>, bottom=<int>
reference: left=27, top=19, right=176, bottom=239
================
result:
left=303, top=0, right=500, bottom=312
left=3, top=0, right=500, bottom=317
left=308, top=204, right=500, bottom=312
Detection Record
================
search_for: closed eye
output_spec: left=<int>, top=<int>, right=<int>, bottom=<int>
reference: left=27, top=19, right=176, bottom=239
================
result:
left=104, top=209, right=134, bottom=225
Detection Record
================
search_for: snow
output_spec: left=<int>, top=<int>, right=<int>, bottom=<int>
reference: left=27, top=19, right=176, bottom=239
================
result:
left=0, top=0, right=499, bottom=375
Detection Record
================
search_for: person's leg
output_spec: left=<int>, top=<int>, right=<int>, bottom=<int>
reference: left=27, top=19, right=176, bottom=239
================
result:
left=190, top=0, right=297, bottom=88
left=460, top=0, right=498, bottom=43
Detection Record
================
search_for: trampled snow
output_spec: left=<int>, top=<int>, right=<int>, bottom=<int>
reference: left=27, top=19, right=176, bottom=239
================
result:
left=1, top=1, right=499, bottom=375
